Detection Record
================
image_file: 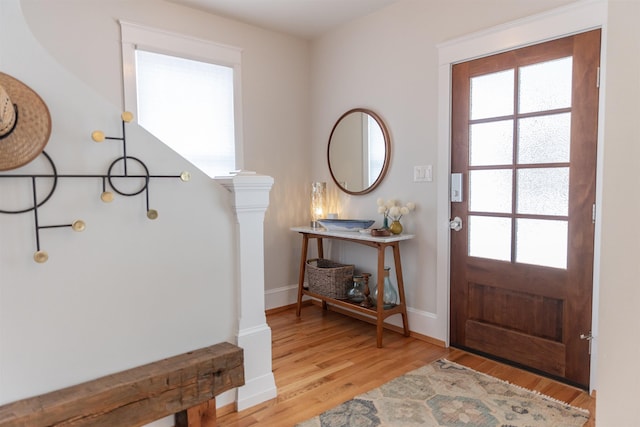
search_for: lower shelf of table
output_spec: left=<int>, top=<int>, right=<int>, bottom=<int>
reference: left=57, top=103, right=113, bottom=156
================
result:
left=300, top=289, right=406, bottom=320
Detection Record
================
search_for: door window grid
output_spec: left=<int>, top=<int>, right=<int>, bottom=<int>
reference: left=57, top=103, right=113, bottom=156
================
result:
left=467, top=56, right=573, bottom=268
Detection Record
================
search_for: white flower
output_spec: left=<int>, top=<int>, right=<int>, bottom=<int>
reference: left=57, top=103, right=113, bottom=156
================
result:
left=376, top=198, right=416, bottom=221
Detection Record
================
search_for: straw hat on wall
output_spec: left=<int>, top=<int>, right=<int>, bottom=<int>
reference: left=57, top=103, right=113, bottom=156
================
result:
left=0, top=72, right=51, bottom=171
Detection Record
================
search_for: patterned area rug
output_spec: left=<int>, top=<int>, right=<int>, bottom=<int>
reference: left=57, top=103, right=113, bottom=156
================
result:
left=296, top=359, right=589, bottom=427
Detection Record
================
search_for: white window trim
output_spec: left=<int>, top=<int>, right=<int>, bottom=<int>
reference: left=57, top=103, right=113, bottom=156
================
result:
left=119, top=21, right=244, bottom=172
left=435, top=0, right=607, bottom=392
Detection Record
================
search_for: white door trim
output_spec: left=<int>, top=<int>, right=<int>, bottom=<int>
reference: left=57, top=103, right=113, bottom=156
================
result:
left=436, top=0, right=607, bottom=391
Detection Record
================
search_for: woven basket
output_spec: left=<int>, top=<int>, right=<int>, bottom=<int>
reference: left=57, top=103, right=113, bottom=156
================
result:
left=306, top=258, right=354, bottom=299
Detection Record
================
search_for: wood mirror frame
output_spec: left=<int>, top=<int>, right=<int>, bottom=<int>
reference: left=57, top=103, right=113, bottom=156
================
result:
left=327, top=108, right=391, bottom=195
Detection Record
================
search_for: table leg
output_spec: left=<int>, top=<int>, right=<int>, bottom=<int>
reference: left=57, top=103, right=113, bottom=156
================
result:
left=376, top=245, right=386, bottom=348
left=296, top=234, right=310, bottom=317
left=317, top=238, right=324, bottom=259
left=392, top=243, right=410, bottom=336
left=314, top=237, right=329, bottom=310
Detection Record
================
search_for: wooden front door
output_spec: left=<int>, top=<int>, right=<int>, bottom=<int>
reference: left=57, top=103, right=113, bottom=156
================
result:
left=450, top=30, right=600, bottom=388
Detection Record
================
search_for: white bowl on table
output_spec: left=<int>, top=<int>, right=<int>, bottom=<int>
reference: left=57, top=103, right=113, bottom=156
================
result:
left=316, top=219, right=375, bottom=232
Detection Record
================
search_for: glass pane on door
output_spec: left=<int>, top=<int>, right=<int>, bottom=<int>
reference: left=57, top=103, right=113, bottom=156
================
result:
left=471, top=69, right=514, bottom=120
left=468, top=216, right=512, bottom=261
left=516, top=219, right=568, bottom=268
left=470, top=120, right=513, bottom=166
left=518, top=113, right=571, bottom=164
left=469, top=169, right=512, bottom=213
left=517, top=167, right=569, bottom=216
left=519, top=56, right=573, bottom=113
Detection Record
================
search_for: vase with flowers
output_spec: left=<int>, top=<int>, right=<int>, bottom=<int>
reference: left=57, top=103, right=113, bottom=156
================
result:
left=376, top=198, right=416, bottom=234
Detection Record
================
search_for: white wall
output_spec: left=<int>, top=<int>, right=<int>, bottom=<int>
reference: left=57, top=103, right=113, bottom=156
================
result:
left=596, top=0, right=640, bottom=424
left=0, top=0, right=310, bottom=417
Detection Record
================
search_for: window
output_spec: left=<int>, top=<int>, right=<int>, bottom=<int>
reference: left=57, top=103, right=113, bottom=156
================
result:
left=120, top=22, right=243, bottom=177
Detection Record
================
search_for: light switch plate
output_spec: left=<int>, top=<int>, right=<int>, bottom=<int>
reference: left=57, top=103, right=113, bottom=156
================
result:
left=414, top=165, right=432, bottom=182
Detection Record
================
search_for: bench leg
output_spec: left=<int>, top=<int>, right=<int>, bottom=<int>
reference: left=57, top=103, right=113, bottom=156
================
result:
left=175, top=398, right=216, bottom=427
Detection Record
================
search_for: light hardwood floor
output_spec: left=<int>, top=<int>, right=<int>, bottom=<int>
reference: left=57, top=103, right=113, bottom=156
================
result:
left=217, top=304, right=595, bottom=427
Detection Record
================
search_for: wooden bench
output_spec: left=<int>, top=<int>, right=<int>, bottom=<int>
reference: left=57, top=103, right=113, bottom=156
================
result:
left=0, top=342, right=244, bottom=427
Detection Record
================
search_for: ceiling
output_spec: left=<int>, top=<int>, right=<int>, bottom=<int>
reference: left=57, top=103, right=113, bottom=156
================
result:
left=168, top=0, right=400, bottom=39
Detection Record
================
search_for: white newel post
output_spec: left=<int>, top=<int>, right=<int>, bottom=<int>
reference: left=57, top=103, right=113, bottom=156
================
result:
left=216, top=171, right=277, bottom=410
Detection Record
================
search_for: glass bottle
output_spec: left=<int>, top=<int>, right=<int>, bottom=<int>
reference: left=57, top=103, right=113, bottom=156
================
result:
left=372, top=267, right=398, bottom=309
left=347, top=275, right=365, bottom=303
left=382, top=215, right=389, bottom=229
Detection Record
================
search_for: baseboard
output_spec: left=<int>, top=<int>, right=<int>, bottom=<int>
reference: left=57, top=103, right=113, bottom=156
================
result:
left=236, top=324, right=277, bottom=411
left=236, top=373, right=278, bottom=411
left=265, top=284, right=300, bottom=310
left=409, top=329, right=446, bottom=347
left=265, top=300, right=312, bottom=316
left=214, top=389, right=236, bottom=409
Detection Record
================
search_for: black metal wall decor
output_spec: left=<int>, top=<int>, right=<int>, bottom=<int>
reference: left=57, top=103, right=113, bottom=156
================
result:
left=0, top=112, right=190, bottom=263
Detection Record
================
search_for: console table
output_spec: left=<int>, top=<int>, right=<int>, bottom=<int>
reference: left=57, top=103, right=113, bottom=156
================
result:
left=292, top=226, right=413, bottom=347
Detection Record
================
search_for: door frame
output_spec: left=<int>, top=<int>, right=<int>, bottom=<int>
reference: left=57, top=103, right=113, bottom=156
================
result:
left=435, top=0, right=607, bottom=391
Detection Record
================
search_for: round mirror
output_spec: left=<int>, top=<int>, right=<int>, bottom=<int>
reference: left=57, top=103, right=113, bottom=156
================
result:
left=327, top=108, right=390, bottom=195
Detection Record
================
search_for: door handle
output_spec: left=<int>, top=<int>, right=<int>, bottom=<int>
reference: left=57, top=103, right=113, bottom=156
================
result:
left=449, top=216, right=463, bottom=232
left=580, top=332, right=593, bottom=341
left=580, top=332, right=594, bottom=354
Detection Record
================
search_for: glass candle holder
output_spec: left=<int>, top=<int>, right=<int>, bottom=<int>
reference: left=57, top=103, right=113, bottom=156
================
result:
left=310, top=181, right=326, bottom=228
